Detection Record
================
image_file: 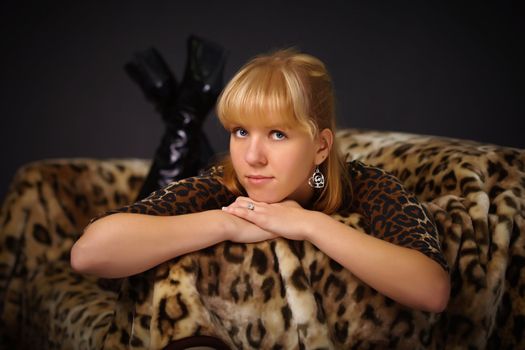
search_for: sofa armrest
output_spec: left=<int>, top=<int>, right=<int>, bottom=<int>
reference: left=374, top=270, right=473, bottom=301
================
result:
left=0, top=158, right=149, bottom=333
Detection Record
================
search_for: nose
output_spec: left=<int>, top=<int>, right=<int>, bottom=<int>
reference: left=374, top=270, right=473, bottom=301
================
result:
left=244, top=137, right=267, bottom=166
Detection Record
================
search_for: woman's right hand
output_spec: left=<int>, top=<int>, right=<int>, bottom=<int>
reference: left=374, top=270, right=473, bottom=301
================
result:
left=222, top=209, right=278, bottom=243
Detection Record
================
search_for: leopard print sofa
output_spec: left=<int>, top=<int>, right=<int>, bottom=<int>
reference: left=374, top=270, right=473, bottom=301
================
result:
left=0, top=129, right=523, bottom=349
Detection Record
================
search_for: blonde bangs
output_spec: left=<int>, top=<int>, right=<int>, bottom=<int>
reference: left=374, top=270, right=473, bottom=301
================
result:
left=217, top=59, right=314, bottom=135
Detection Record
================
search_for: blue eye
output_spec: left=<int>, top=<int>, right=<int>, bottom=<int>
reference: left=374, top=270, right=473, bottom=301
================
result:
left=233, top=128, right=248, bottom=137
left=271, top=130, right=286, bottom=140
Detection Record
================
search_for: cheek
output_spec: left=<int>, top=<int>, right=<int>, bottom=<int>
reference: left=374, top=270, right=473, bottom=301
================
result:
left=280, top=147, right=315, bottom=178
left=229, top=143, right=243, bottom=166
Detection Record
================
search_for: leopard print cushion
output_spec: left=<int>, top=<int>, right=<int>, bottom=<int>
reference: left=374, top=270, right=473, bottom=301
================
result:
left=0, top=129, right=523, bottom=349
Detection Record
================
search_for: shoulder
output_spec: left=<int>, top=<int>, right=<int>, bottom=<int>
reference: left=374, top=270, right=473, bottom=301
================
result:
left=87, top=167, right=235, bottom=223
left=154, top=166, right=231, bottom=199
left=348, top=160, right=398, bottom=183
left=346, top=161, right=449, bottom=272
left=345, top=160, right=405, bottom=203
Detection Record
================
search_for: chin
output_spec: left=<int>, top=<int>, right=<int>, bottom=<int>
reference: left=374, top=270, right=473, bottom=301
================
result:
left=246, top=191, right=284, bottom=204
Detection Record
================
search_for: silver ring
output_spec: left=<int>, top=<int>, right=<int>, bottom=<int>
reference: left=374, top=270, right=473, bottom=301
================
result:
left=247, top=202, right=255, bottom=211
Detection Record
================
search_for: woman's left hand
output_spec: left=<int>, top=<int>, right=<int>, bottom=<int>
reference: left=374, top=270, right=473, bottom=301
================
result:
left=222, top=196, right=317, bottom=241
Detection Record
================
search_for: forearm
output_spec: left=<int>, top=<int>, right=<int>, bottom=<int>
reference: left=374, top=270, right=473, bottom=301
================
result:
left=305, top=212, right=450, bottom=312
left=71, top=210, right=229, bottom=278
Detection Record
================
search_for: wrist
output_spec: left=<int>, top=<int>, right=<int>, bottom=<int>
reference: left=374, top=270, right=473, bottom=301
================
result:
left=302, top=210, right=324, bottom=242
left=211, top=209, right=234, bottom=241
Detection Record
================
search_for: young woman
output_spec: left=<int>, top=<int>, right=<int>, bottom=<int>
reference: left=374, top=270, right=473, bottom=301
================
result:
left=71, top=48, right=450, bottom=313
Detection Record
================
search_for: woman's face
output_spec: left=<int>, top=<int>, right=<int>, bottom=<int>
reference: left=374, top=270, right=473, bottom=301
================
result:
left=229, top=120, right=328, bottom=205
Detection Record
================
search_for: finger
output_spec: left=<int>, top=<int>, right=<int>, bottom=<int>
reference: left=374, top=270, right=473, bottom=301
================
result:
left=231, top=197, right=260, bottom=211
left=225, top=202, right=253, bottom=211
left=225, top=208, right=258, bottom=226
left=235, top=196, right=252, bottom=205
left=222, top=205, right=255, bottom=220
left=235, top=196, right=267, bottom=207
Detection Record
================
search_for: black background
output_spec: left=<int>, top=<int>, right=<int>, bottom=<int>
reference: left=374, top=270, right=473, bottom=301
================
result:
left=1, top=1, right=523, bottom=202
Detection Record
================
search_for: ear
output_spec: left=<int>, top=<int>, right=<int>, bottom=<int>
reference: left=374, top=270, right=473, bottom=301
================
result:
left=315, top=128, right=333, bottom=165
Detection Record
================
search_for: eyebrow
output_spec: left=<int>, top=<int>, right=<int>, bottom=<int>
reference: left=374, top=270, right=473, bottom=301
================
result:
left=265, top=124, right=291, bottom=131
left=228, top=122, right=291, bottom=130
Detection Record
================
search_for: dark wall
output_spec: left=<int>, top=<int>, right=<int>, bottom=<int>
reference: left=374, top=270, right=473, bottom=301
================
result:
left=1, top=1, right=523, bottom=202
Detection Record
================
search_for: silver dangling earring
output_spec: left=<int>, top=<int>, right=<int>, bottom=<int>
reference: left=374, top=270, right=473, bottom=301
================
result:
left=308, top=166, right=325, bottom=189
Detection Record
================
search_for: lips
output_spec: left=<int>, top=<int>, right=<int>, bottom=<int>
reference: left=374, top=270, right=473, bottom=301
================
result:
left=245, top=175, right=274, bottom=185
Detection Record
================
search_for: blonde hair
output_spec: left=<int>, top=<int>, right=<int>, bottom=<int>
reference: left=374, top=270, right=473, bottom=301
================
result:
left=216, top=48, right=351, bottom=214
